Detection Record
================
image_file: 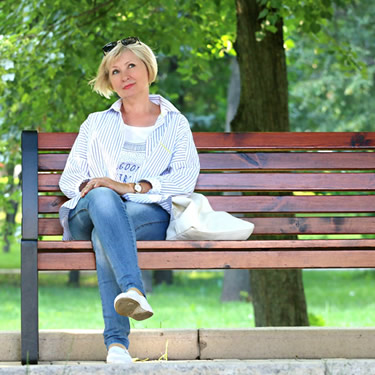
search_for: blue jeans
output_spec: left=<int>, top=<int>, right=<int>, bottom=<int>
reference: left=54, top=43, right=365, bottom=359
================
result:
left=68, top=187, right=170, bottom=349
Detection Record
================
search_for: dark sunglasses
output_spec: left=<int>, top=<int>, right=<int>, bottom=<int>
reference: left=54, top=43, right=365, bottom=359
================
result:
left=102, top=37, right=140, bottom=55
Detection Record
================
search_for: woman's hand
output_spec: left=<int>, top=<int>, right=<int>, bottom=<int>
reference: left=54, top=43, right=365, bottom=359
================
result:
left=80, top=177, right=134, bottom=198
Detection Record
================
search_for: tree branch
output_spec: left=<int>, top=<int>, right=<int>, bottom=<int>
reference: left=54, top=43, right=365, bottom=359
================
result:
left=36, top=0, right=117, bottom=47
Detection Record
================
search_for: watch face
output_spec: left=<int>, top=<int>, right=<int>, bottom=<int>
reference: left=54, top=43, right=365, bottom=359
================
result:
left=134, top=183, right=142, bottom=193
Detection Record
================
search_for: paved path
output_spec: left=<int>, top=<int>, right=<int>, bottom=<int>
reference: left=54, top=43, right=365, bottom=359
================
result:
left=2, top=359, right=375, bottom=375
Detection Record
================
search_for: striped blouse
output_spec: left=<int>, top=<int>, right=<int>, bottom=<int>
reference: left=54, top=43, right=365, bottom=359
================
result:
left=59, top=94, right=200, bottom=240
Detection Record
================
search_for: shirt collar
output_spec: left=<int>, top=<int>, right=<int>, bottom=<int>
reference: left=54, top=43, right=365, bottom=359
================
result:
left=108, top=94, right=180, bottom=117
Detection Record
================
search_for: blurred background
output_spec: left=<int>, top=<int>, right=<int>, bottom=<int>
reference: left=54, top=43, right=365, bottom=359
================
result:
left=1, top=0, right=374, bottom=332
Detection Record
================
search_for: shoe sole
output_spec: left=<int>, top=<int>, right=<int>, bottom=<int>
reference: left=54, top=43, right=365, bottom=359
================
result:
left=107, top=358, right=133, bottom=364
left=114, top=296, right=153, bottom=321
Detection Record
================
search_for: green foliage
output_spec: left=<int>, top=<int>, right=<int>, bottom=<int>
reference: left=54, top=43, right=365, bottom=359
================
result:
left=0, top=0, right=236, bottom=245
left=0, top=0, right=237, bottom=147
left=256, top=0, right=366, bottom=83
left=0, top=0, right=236, bottom=138
left=287, top=1, right=375, bottom=131
left=308, top=313, right=326, bottom=326
left=257, top=0, right=335, bottom=37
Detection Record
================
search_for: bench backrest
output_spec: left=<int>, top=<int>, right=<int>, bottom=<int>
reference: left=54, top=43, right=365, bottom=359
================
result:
left=22, top=131, right=375, bottom=242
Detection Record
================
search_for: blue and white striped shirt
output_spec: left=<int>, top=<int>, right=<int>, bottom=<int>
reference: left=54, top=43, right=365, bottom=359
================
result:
left=59, top=94, right=200, bottom=240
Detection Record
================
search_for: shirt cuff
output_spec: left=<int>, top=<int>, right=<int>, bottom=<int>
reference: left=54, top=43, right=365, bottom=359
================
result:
left=140, top=177, right=161, bottom=194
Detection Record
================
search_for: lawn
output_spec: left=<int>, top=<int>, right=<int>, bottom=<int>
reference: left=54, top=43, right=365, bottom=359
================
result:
left=1, top=268, right=375, bottom=331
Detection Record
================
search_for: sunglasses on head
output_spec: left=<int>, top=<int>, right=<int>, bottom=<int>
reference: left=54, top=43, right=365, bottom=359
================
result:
left=102, top=37, right=140, bottom=55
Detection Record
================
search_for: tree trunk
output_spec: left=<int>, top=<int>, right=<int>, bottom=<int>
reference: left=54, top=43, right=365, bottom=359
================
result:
left=250, top=269, right=308, bottom=326
left=221, top=269, right=251, bottom=302
left=221, top=57, right=252, bottom=302
left=141, top=270, right=153, bottom=294
left=233, top=0, right=289, bottom=131
left=68, top=270, right=80, bottom=287
left=154, top=270, right=173, bottom=285
left=232, top=0, right=309, bottom=326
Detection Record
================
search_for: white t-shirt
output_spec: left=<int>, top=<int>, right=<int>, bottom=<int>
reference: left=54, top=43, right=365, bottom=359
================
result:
left=116, top=123, right=156, bottom=183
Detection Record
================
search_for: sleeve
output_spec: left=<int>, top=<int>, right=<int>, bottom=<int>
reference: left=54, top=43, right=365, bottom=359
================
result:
left=147, top=119, right=199, bottom=196
left=59, top=117, right=91, bottom=199
left=125, top=116, right=200, bottom=203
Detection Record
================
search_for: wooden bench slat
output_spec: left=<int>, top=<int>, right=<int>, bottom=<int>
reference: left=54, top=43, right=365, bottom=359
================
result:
left=39, top=154, right=68, bottom=171
left=38, top=194, right=375, bottom=214
left=197, top=173, right=375, bottom=192
left=38, top=132, right=375, bottom=151
left=37, top=239, right=375, bottom=250
left=251, top=217, right=375, bottom=235
left=197, top=132, right=375, bottom=150
left=38, top=216, right=375, bottom=236
left=38, top=133, right=78, bottom=150
left=38, top=173, right=375, bottom=192
left=38, top=152, right=375, bottom=172
left=37, top=250, right=375, bottom=270
left=198, top=152, right=375, bottom=171
left=39, top=196, right=68, bottom=213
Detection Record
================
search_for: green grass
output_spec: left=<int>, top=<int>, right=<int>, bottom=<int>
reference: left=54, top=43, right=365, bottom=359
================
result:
left=0, top=246, right=20, bottom=268
left=303, top=269, right=375, bottom=327
left=1, top=269, right=375, bottom=331
left=0, top=232, right=20, bottom=268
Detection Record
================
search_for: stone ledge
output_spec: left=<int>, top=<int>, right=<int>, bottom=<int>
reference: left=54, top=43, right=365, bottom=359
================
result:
left=199, top=327, right=375, bottom=359
left=2, top=328, right=375, bottom=362
left=1, top=329, right=199, bottom=362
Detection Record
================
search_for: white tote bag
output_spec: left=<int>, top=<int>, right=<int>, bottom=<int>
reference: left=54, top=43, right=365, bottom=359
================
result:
left=166, top=193, right=254, bottom=241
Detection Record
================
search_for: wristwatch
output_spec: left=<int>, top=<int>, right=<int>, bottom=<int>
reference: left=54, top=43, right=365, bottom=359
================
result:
left=134, top=182, right=142, bottom=193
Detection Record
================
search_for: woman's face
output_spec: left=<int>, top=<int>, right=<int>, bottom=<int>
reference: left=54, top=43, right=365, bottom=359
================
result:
left=108, top=49, right=149, bottom=99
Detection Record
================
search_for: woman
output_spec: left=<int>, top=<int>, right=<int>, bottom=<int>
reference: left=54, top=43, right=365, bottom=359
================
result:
left=59, top=37, right=200, bottom=364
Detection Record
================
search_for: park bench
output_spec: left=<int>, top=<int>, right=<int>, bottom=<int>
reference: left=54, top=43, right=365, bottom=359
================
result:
left=21, top=130, right=375, bottom=364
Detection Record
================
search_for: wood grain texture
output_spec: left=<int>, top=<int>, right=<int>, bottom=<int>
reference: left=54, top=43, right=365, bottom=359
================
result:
left=38, top=216, right=375, bottom=236
left=38, top=132, right=375, bottom=151
left=37, top=239, right=375, bottom=250
left=38, top=152, right=375, bottom=172
left=38, top=194, right=375, bottom=214
left=37, top=250, right=375, bottom=270
left=38, top=172, right=375, bottom=192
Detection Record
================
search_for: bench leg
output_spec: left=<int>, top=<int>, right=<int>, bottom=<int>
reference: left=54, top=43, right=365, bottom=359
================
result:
left=21, top=240, right=39, bottom=364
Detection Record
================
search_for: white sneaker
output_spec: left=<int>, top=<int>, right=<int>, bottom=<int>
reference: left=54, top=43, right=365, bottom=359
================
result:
left=106, top=346, right=132, bottom=364
left=114, top=290, right=154, bottom=321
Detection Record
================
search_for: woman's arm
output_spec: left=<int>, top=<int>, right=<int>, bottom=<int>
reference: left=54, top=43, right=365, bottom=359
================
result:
left=79, top=177, right=152, bottom=197
left=59, top=118, right=91, bottom=199
left=136, top=116, right=200, bottom=198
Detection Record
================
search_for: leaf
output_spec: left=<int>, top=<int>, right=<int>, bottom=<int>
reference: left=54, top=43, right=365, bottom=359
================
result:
left=258, top=8, right=269, bottom=19
left=266, top=25, right=278, bottom=33
left=310, top=22, right=321, bottom=33
left=284, top=38, right=295, bottom=50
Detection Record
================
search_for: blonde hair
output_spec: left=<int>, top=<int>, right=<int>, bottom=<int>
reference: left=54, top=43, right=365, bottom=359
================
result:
left=90, top=39, right=158, bottom=99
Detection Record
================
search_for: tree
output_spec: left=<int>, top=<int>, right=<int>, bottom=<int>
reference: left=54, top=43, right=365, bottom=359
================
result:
left=1, top=0, right=370, bottom=324
left=230, top=0, right=371, bottom=326
left=0, top=0, right=235, bottom=249
left=287, top=1, right=374, bottom=132
left=232, top=0, right=308, bottom=326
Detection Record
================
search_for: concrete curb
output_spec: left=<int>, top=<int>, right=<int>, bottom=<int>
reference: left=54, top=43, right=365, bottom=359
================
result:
left=2, top=328, right=375, bottom=362
left=2, top=360, right=375, bottom=375
left=1, top=329, right=199, bottom=362
left=200, top=327, right=375, bottom=359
